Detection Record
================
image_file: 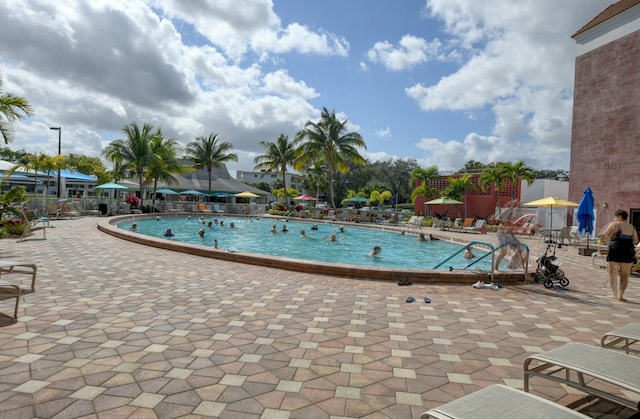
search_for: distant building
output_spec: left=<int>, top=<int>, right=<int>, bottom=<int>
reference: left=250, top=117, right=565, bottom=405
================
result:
left=236, top=170, right=302, bottom=191
left=569, top=0, right=640, bottom=233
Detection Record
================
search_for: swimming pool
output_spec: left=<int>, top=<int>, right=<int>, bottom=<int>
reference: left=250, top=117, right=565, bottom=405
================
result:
left=118, top=216, right=494, bottom=271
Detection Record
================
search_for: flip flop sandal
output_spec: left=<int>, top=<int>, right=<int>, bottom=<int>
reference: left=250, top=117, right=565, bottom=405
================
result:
left=406, top=296, right=414, bottom=303
left=423, top=297, right=431, bottom=303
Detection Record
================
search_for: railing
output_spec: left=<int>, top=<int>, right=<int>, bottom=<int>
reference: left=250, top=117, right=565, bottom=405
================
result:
left=432, top=240, right=530, bottom=282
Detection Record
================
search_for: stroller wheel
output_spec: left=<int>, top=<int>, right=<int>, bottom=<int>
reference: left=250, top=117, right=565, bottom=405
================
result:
left=543, top=278, right=554, bottom=289
left=560, top=277, right=569, bottom=287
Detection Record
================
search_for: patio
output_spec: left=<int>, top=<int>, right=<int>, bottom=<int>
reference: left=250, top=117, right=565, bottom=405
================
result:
left=0, top=217, right=638, bottom=418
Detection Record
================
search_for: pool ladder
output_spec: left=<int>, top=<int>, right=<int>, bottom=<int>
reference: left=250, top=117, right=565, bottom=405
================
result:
left=432, top=240, right=530, bottom=283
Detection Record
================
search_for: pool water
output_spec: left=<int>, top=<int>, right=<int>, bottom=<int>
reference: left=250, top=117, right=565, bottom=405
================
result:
left=120, top=216, right=494, bottom=271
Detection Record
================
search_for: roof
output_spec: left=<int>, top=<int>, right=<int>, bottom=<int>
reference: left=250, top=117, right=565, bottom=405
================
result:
left=572, top=0, right=640, bottom=37
left=54, top=170, right=98, bottom=182
left=155, top=164, right=268, bottom=195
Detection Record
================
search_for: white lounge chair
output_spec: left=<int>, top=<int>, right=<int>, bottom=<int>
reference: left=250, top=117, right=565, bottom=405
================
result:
left=420, top=384, right=590, bottom=419
left=524, top=342, right=640, bottom=411
left=601, top=323, right=640, bottom=356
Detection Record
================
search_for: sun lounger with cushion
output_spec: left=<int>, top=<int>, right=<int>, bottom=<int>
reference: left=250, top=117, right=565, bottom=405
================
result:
left=601, top=323, right=640, bottom=356
left=523, top=342, right=640, bottom=411
left=420, top=384, right=591, bottom=419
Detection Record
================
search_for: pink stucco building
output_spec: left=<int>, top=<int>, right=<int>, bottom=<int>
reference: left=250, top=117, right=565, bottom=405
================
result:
left=569, top=0, right=640, bottom=234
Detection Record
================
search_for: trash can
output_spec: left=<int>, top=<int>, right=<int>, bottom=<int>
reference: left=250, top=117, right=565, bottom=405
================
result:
left=98, top=203, right=108, bottom=215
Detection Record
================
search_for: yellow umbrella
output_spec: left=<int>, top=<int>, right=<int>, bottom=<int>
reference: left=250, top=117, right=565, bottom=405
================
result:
left=523, top=196, right=578, bottom=230
left=234, top=191, right=260, bottom=198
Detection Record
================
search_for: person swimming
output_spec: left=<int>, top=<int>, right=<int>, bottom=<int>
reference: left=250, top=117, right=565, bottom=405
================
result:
left=310, top=224, right=318, bottom=230
left=300, top=229, right=308, bottom=238
left=198, top=228, right=205, bottom=238
left=464, top=246, right=475, bottom=259
left=282, top=225, right=288, bottom=232
left=163, top=228, right=174, bottom=237
left=270, top=224, right=277, bottom=233
left=369, top=246, right=381, bottom=257
left=130, top=223, right=138, bottom=231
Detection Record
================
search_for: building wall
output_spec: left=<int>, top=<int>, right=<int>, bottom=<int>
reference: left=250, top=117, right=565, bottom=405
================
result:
left=570, top=21, right=640, bottom=233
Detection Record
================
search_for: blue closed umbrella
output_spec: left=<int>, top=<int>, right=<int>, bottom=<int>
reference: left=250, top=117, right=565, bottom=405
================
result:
left=577, top=187, right=595, bottom=248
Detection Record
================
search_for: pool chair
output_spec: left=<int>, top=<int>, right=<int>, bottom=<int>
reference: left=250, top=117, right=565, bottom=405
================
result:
left=601, top=322, right=640, bottom=355
left=420, top=384, right=590, bottom=419
left=524, top=342, right=640, bottom=412
left=198, top=203, right=212, bottom=213
left=451, top=217, right=474, bottom=231
left=463, top=219, right=486, bottom=233
left=212, top=204, right=225, bottom=214
left=32, top=209, right=50, bottom=228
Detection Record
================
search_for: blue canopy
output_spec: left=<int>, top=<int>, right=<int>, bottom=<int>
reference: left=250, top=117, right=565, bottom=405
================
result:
left=577, top=187, right=595, bottom=236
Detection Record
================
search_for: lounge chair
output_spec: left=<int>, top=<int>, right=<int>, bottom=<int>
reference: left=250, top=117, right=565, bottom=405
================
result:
left=420, top=384, right=590, bottom=419
left=212, top=204, right=225, bottom=214
left=463, top=219, right=486, bottom=233
left=523, top=342, right=640, bottom=411
left=198, top=203, right=212, bottom=213
left=116, top=202, right=131, bottom=215
left=601, top=323, right=640, bottom=355
left=0, top=261, right=38, bottom=319
left=451, top=217, right=474, bottom=231
left=32, top=209, right=50, bottom=228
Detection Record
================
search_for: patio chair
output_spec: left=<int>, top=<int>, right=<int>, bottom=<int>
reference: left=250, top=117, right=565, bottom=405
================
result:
left=600, top=322, right=640, bottom=355
left=198, top=203, right=212, bottom=213
left=451, top=217, right=474, bottom=231
left=32, top=209, right=50, bottom=228
left=420, top=384, right=590, bottom=419
left=212, top=204, right=225, bottom=214
left=463, top=219, right=486, bottom=233
left=523, top=342, right=640, bottom=412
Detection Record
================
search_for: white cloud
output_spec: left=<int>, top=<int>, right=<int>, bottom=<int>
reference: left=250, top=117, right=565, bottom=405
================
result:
left=375, top=127, right=391, bottom=138
left=367, top=35, right=441, bottom=71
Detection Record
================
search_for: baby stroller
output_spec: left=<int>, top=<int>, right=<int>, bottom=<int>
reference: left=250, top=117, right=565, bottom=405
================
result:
left=536, top=244, right=570, bottom=289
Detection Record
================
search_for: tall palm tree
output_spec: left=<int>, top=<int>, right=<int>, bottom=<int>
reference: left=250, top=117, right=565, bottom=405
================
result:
left=500, top=160, right=535, bottom=210
left=295, top=107, right=367, bottom=208
left=185, top=133, right=237, bottom=194
left=7, top=153, right=48, bottom=210
left=0, top=80, right=34, bottom=144
left=146, top=133, right=184, bottom=210
left=479, top=166, right=508, bottom=223
left=409, top=166, right=440, bottom=204
left=301, top=160, right=328, bottom=202
left=253, top=134, right=299, bottom=207
left=102, top=122, right=157, bottom=206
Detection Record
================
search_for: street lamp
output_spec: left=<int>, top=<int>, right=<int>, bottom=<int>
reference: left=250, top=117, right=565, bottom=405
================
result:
left=49, top=127, right=61, bottom=197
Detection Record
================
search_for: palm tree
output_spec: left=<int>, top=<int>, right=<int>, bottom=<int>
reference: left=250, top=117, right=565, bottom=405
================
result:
left=254, top=134, right=299, bottom=207
left=7, top=153, right=48, bottom=210
left=186, top=133, right=237, bottom=194
left=295, top=107, right=367, bottom=209
left=500, top=160, right=535, bottom=211
left=146, top=133, right=184, bottom=210
left=442, top=175, right=476, bottom=218
left=479, top=166, right=508, bottom=223
left=102, top=122, right=157, bottom=207
left=0, top=80, right=34, bottom=144
left=300, top=160, right=328, bottom=202
left=409, top=166, right=440, bottom=204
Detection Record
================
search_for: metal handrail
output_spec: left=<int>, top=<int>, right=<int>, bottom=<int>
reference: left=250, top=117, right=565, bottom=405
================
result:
left=432, top=240, right=530, bottom=283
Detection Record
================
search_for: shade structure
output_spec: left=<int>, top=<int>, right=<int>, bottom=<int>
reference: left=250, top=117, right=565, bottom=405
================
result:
left=577, top=187, right=595, bottom=248
left=94, top=182, right=128, bottom=190
left=155, top=188, right=178, bottom=195
left=234, top=191, right=260, bottom=198
left=180, top=189, right=204, bottom=195
left=523, top=196, right=579, bottom=230
left=293, top=194, right=317, bottom=201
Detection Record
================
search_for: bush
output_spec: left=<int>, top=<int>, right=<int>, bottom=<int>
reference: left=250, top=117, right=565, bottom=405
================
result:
left=0, top=219, right=27, bottom=237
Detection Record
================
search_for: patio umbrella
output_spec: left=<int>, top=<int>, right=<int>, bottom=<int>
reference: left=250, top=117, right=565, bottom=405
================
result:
left=577, top=187, right=595, bottom=249
left=425, top=197, right=463, bottom=218
left=180, top=189, right=204, bottom=195
left=293, top=194, right=317, bottom=201
left=343, top=196, right=369, bottom=203
left=234, top=191, right=260, bottom=198
left=155, top=188, right=178, bottom=195
left=523, top=196, right=579, bottom=230
left=94, top=182, right=128, bottom=204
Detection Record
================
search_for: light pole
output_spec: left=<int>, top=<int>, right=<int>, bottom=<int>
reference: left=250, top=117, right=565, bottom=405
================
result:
left=50, top=127, right=61, bottom=197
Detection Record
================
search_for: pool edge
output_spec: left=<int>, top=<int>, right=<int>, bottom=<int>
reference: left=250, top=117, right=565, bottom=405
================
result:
left=97, top=215, right=528, bottom=285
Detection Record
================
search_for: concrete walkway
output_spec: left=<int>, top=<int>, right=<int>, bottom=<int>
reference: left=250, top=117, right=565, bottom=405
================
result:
left=0, top=217, right=638, bottom=418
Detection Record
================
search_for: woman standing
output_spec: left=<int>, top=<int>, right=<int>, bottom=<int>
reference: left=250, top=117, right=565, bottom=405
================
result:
left=598, top=209, right=639, bottom=301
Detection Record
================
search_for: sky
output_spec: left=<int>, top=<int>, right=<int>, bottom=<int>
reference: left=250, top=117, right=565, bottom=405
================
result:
left=0, top=0, right=611, bottom=178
